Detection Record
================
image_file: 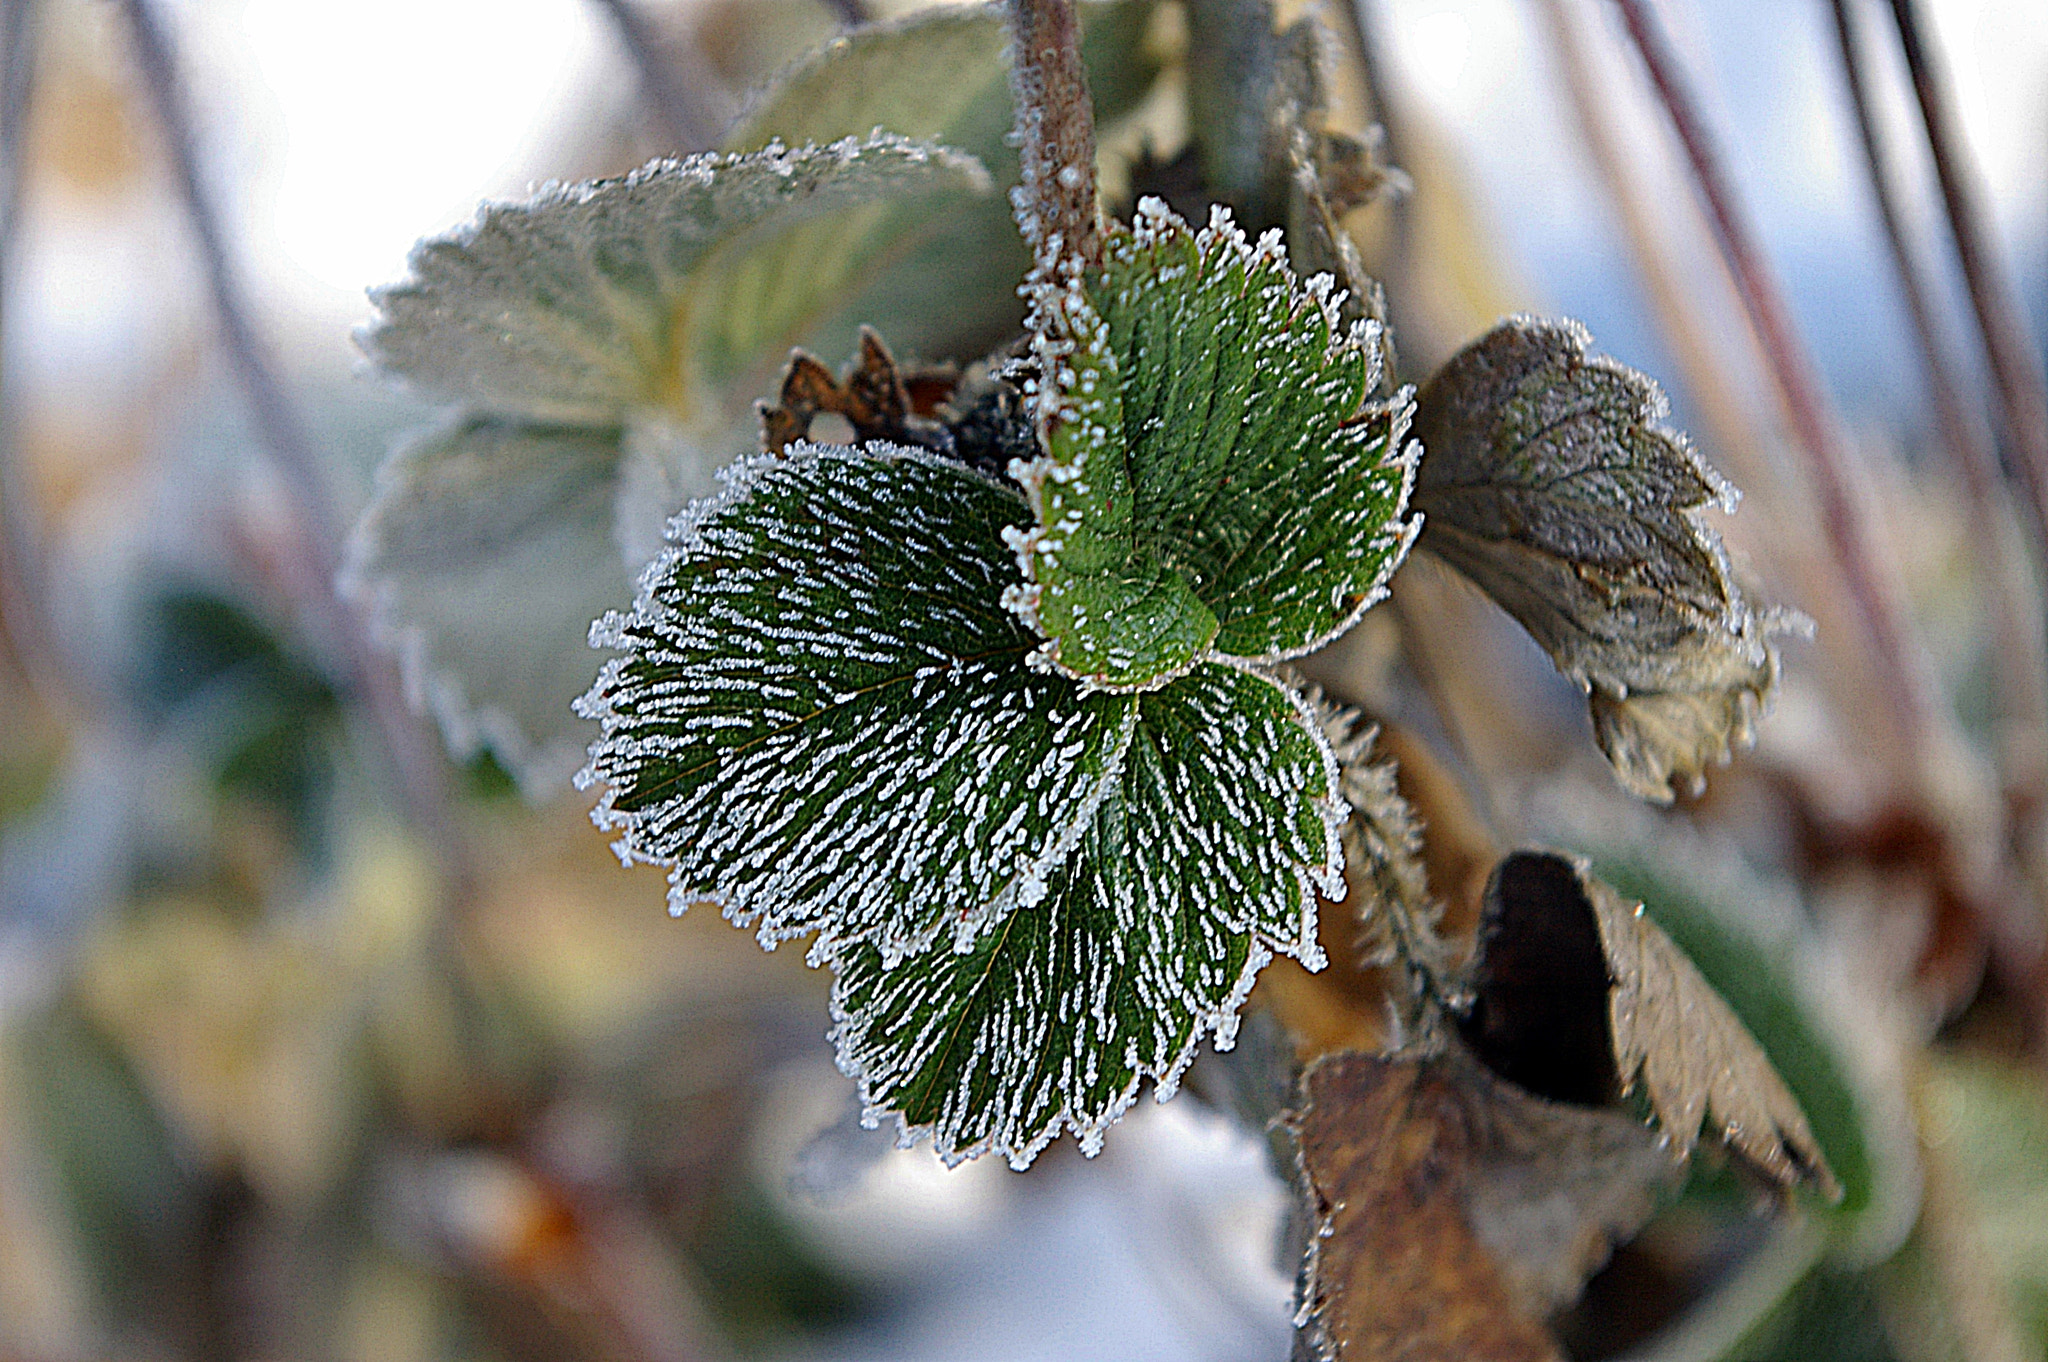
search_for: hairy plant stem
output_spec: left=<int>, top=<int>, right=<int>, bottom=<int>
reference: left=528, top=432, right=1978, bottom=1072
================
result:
left=1887, top=0, right=2048, bottom=558
left=0, top=0, right=57, bottom=693
left=117, top=0, right=470, bottom=889
left=1006, top=0, right=1101, bottom=277
left=1831, top=0, right=2048, bottom=805
left=1611, top=0, right=1935, bottom=761
left=588, top=0, right=726, bottom=153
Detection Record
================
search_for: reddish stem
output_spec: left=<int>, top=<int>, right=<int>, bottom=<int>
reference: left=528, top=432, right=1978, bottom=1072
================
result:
left=1007, top=0, right=1101, bottom=276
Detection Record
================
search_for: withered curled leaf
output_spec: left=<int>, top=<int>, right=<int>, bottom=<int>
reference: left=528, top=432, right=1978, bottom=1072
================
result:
left=1294, top=1043, right=1673, bottom=1361
left=1471, top=851, right=1840, bottom=1198
left=1412, top=318, right=1799, bottom=802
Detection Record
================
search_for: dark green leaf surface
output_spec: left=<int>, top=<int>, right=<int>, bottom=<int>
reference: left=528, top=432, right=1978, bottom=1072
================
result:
left=1010, top=201, right=1419, bottom=690
left=829, top=662, right=1340, bottom=1167
left=579, top=445, right=1347, bottom=1160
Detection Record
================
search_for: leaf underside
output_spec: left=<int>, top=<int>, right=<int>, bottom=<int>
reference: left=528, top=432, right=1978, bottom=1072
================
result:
left=1010, top=200, right=1419, bottom=690
left=578, top=445, right=1345, bottom=1162
left=363, top=134, right=991, bottom=427
left=1413, top=318, right=1791, bottom=802
left=1477, top=851, right=1838, bottom=1198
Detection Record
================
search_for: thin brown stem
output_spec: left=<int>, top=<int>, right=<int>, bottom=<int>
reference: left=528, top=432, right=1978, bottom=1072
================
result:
left=1006, top=0, right=1101, bottom=276
left=588, top=0, right=726, bottom=153
left=1612, top=0, right=1935, bottom=756
left=118, top=0, right=469, bottom=885
left=1831, top=0, right=2048, bottom=793
left=1889, top=0, right=2048, bottom=555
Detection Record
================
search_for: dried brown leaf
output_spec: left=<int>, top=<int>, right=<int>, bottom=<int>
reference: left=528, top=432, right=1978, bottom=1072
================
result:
left=1412, top=318, right=1799, bottom=802
left=1473, top=851, right=1839, bottom=1198
left=1294, top=1043, right=1673, bottom=1360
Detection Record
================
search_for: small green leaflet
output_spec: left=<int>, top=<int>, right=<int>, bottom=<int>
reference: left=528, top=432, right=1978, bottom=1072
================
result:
left=577, top=443, right=1345, bottom=1162
left=1008, top=200, right=1420, bottom=691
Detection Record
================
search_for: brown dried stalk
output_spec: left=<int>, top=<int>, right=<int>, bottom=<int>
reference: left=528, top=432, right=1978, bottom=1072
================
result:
left=1006, top=0, right=1101, bottom=276
left=1831, top=0, right=2048, bottom=798
left=0, top=0, right=57, bottom=690
left=118, top=0, right=468, bottom=882
left=587, top=0, right=727, bottom=153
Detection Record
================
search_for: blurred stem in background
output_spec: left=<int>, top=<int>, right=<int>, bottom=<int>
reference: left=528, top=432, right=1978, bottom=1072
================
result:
left=0, top=0, right=58, bottom=696
left=588, top=0, right=728, bottom=153
left=1612, top=0, right=1937, bottom=764
left=1830, top=0, right=2048, bottom=847
left=1886, top=0, right=2048, bottom=559
left=114, top=0, right=471, bottom=893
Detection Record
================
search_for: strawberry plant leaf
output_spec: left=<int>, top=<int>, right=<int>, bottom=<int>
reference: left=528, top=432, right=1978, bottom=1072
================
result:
left=1009, top=201, right=1420, bottom=690
left=1412, top=318, right=1795, bottom=802
left=829, top=660, right=1341, bottom=1168
left=577, top=443, right=1134, bottom=963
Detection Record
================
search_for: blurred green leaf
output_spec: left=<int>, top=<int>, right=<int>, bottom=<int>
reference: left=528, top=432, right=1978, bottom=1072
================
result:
left=364, top=134, right=991, bottom=426
left=344, top=418, right=629, bottom=798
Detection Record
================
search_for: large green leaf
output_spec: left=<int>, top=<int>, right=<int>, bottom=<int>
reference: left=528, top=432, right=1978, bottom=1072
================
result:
left=1009, top=201, right=1419, bottom=690
left=362, top=134, right=990, bottom=426
left=578, top=443, right=1134, bottom=963
left=828, top=661, right=1340, bottom=1167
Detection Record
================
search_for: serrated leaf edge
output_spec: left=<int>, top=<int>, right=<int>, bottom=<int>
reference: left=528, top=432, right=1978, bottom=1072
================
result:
left=357, top=133, right=994, bottom=405
left=821, top=926, right=1275, bottom=1171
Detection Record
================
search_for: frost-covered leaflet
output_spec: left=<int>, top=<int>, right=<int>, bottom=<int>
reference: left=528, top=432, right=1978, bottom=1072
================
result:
left=1006, top=198, right=1421, bottom=691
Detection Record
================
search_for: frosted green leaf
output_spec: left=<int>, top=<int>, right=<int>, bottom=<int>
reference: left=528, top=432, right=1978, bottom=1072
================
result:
left=728, top=0, right=1161, bottom=366
left=578, top=444, right=1343, bottom=974
left=1412, top=317, right=1797, bottom=802
left=340, top=418, right=630, bottom=796
left=577, top=443, right=1134, bottom=963
left=1008, top=200, right=1421, bottom=691
left=828, top=661, right=1342, bottom=1168
left=362, top=134, right=991, bottom=426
